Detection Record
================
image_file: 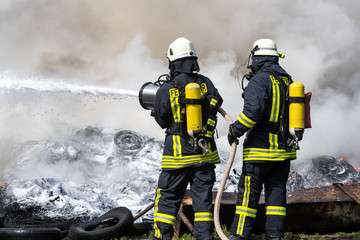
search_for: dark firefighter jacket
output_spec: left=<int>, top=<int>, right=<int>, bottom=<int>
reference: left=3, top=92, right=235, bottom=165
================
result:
left=232, top=56, right=297, bottom=163
left=153, top=72, right=223, bottom=170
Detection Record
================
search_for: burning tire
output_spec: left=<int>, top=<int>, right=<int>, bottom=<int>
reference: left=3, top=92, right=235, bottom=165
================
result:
left=0, top=227, right=62, bottom=240
left=308, top=155, right=360, bottom=186
left=69, top=207, right=134, bottom=240
left=114, top=130, right=145, bottom=155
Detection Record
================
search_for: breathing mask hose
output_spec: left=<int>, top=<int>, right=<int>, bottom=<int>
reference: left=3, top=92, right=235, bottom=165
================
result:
left=214, top=107, right=236, bottom=240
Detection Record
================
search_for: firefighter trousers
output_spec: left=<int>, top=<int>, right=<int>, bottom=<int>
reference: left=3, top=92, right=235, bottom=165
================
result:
left=153, top=164, right=216, bottom=240
left=230, top=161, right=290, bottom=238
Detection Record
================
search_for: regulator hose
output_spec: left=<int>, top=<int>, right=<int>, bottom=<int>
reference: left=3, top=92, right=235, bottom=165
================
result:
left=215, top=107, right=237, bottom=240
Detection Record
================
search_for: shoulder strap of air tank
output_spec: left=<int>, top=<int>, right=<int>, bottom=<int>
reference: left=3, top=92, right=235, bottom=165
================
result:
left=167, top=76, right=183, bottom=90
left=194, top=73, right=203, bottom=84
left=260, top=69, right=290, bottom=95
left=260, top=69, right=281, bottom=82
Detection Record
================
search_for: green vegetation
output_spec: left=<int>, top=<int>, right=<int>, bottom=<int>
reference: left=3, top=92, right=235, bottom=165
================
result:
left=115, top=227, right=360, bottom=240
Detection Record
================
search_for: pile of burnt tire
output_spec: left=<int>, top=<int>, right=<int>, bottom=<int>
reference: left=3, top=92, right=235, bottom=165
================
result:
left=0, top=207, right=152, bottom=240
left=113, top=130, right=145, bottom=156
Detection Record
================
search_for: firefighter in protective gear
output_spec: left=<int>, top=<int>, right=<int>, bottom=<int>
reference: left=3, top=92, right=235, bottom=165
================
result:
left=151, top=37, right=223, bottom=240
left=227, top=39, right=297, bottom=240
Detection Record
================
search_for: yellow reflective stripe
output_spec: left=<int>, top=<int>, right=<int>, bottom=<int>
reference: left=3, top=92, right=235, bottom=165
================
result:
left=242, top=176, right=251, bottom=207
left=172, top=135, right=176, bottom=156
left=238, top=112, right=256, bottom=128
left=207, top=118, right=216, bottom=127
left=170, top=89, right=181, bottom=122
left=269, top=75, right=280, bottom=122
left=162, top=151, right=220, bottom=169
left=204, top=131, right=213, bottom=138
left=236, top=176, right=251, bottom=235
left=235, top=206, right=257, bottom=218
left=154, top=222, right=161, bottom=238
left=269, top=133, right=278, bottom=150
left=172, top=135, right=182, bottom=157
left=266, top=206, right=286, bottom=216
left=210, top=98, right=218, bottom=106
left=154, top=212, right=177, bottom=225
left=154, top=188, right=161, bottom=213
left=169, top=88, right=182, bottom=159
left=243, top=148, right=296, bottom=161
left=194, top=212, right=214, bottom=222
left=153, top=188, right=162, bottom=238
left=177, top=135, right=182, bottom=156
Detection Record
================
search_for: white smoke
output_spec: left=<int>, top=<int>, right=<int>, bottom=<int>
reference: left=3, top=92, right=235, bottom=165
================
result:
left=1, top=0, right=360, bottom=175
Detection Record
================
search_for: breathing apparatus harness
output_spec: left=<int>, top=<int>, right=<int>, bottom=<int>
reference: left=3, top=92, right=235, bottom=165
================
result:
left=162, top=73, right=222, bottom=155
left=236, top=46, right=305, bottom=151
left=259, top=69, right=298, bottom=150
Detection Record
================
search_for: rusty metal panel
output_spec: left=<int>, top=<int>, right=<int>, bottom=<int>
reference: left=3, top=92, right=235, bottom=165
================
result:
left=286, top=201, right=360, bottom=233
left=334, top=183, right=360, bottom=204
left=182, top=191, right=237, bottom=206
left=182, top=183, right=360, bottom=206
left=287, top=182, right=360, bottom=203
left=180, top=183, right=360, bottom=234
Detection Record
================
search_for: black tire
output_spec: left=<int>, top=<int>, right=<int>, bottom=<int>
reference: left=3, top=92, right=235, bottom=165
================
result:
left=0, top=227, right=62, bottom=240
left=113, top=130, right=145, bottom=155
left=124, top=222, right=152, bottom=236
left=69, top=207, right=134, bottom=240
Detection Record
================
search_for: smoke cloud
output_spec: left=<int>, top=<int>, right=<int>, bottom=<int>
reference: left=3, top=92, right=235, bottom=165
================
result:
left=1, top=0, right=360, bottom=174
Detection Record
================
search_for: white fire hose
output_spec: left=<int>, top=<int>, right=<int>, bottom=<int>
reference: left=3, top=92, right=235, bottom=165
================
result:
left=215, top=107, right=237, bottom=240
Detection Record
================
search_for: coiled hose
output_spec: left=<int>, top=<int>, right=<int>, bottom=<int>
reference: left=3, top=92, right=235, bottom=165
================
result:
left=215, top=107, right=237, bottom=240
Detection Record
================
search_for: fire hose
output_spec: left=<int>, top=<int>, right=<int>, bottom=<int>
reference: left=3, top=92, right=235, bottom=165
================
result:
left=215, top=107, right=237, bottom=240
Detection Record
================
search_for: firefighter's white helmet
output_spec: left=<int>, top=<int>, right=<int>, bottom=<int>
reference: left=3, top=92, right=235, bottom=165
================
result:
left=252, top=38, right=279, bottom=57
left=167, top=37, right=197, bottom=62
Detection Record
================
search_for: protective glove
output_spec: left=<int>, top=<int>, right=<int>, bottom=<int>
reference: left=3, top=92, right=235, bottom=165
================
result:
left=227, top=124, right=239, bottom=146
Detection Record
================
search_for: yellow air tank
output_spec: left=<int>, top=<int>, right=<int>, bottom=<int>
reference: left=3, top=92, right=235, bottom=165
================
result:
left=289, top=82, right=305, bottom=139
left=185, top=83, right=202, bottom=138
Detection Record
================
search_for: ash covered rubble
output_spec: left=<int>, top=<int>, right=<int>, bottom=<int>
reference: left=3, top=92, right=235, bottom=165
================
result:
left=0, top=127, right=163, bottom=228
left=0, top=127, right=359, bottom=228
